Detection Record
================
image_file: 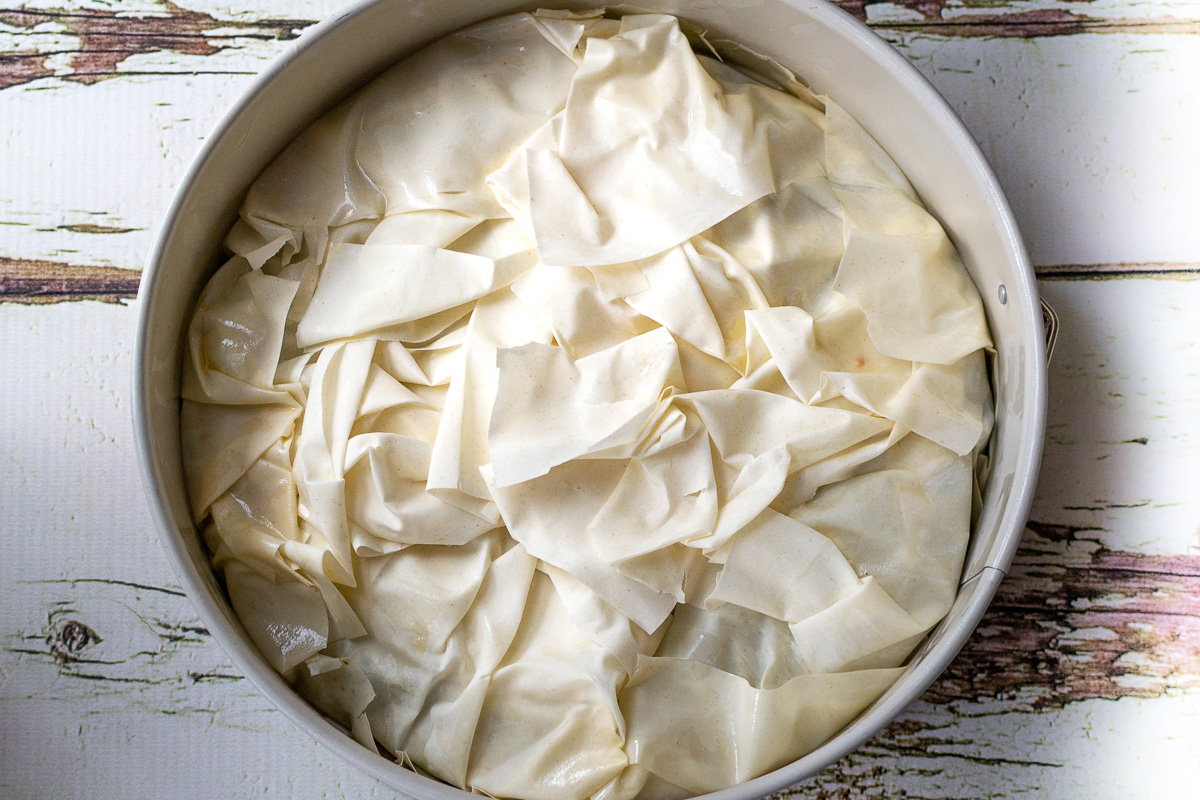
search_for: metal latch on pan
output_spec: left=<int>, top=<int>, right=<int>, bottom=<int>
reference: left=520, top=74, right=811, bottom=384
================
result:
left=1041, top=298, right=1059, bottom=363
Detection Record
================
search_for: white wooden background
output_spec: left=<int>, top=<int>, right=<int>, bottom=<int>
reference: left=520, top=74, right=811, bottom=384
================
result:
left=2, top=1, right=1198, bottom=797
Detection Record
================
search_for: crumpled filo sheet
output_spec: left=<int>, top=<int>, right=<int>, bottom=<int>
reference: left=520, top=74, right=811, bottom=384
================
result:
left=181, top=9, right=994, bottom=800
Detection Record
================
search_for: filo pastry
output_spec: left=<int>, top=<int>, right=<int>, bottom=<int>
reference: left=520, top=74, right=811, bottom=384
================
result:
left=181, top=9, right=993, bottom=800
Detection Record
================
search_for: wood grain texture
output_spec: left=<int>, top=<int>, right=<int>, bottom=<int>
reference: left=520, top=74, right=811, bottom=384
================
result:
left=932, top=520, right=1200, bottom=707
left=1033, top=278, right=1200, bottom=557
left=837, top=0, right=1200, bottom=37
left=0, top=257, right=139, bottom=303
left=2, top=578, right=242, bottom=701
left=0, top=2, right=309, bottom=90
left=4, top=3, right=1198, bottom=275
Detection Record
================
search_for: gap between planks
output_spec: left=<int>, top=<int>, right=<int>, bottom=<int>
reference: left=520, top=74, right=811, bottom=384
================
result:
left=0, top=257, right=141, bottom=304
left=3, top=260, right=1197, bottom=305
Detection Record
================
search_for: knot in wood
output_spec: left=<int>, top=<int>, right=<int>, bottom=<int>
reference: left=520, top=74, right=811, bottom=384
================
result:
left=55, top=619, right=103, bottom=655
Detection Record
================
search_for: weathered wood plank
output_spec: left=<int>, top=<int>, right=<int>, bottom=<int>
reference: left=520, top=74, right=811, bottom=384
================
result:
left=1033, top=278, right=1200, bottom=556
left=0, top=577, right=386, bottom=799
left=838, top=0, right=1200, bottom=36
left=3, top=1, right=1199, bottom=96
left=780, top=693, right=1200, bottom=798
left=891, top=32, right=1200, bottom=267
left=930, top=521, right=1200, bottom=707
left=0, top=3, right=331, bottom=273
left=0, top=257, right=139, bottom=302
left=1, top=577, right=249, bottom=706
left=0, top=2, right=312, bottom=90
left=6, top=15, right=1197, bottom=275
